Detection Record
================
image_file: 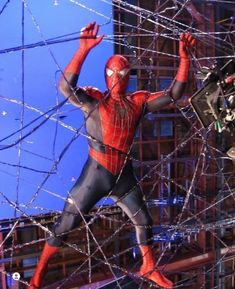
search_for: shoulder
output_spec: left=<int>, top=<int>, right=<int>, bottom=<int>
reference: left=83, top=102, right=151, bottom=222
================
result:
left=81, top=86, right=103, bottom=101
left=129, top=90, right=150, bottom=105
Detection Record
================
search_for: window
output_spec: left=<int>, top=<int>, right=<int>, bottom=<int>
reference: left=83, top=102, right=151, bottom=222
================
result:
left=159, top=77, right=173, bottom=90
left=160, top=120, right=173, bottom=137
left=127, top=75, right=137, bottom=92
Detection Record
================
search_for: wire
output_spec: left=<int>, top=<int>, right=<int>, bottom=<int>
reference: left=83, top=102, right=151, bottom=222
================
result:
left=1, top=1, right=235, bottom=289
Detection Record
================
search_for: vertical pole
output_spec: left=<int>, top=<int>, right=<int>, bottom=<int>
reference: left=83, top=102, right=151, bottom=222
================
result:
left=0, top=232, right=7, bottom=289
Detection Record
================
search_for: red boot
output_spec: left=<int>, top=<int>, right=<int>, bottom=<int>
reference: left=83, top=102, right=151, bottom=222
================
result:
left=139, top=245, right=173, bottom=288
left=28, top=242, right=60, bottom=289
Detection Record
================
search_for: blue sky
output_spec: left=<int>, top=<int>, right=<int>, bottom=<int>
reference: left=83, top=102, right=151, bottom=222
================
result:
left=0, top=0, right=113, bottom=219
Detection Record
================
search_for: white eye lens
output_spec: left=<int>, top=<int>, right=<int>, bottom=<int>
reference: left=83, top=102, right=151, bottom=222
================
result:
left=106, top=68, right=114, bottom=77
left=119, top=68, right=128, bottom=77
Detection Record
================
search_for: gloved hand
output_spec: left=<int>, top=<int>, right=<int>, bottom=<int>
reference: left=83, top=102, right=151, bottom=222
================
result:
left=175, top=33, right=196, bottom=82
left=80, top=22, right=104, bottom=51
left=179, top=32, right=196, bottom=60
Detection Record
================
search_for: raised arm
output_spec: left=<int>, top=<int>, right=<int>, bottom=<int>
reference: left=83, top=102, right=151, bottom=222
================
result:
left=146, top=33, right=196, bottom=113
left=59, top=22, right=103, bottom=109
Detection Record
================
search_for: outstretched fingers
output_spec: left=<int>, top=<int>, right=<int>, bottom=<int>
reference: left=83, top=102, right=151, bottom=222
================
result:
left=92, top=22, right=99, bottom=37
left=83, top=22, right=102, bottom=39
left=81, top=22, right=95, bottom=37
left=92, top=22, right=104, bottom=44
left=80, top=21, right=104, bottom=49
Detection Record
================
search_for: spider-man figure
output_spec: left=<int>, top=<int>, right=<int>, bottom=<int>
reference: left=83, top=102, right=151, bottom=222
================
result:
left=29, top=22, right=195, bottom=289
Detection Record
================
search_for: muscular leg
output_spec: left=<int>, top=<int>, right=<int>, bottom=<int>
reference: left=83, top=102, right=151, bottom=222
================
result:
left=111, top=165, right=173, bottom=288
left=29, top=157, right=115, bottom=289
left=112, top=186, right=153, bottom=244
left=48, top=157, right=115, bottom=247
left=111, top=163, right=153, bottom=244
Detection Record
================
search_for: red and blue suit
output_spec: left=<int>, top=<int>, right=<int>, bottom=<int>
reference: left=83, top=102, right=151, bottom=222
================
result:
left=29, top=22, right=195, bottom=289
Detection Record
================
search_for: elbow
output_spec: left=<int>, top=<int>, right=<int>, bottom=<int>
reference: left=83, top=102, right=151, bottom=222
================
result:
left=59, top=77, right=72, bottom=98
left=170, top=80, right=186, bottom=101
left=59, top=72, right=78, bottom=98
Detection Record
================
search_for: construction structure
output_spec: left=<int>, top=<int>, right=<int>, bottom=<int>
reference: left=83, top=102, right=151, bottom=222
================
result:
left=113, top=0, right=235, bottom=288
left=0, top=1, right=235, bottom=289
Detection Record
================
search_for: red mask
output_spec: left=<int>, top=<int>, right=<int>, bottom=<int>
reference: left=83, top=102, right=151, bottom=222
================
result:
left=105, top=55, right=130, bottom=97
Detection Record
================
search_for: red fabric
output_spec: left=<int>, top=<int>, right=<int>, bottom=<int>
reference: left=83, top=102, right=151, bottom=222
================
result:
left=175, top=33, right=195, bottom=82
left=64, top=48, right=89, bottom=75
left=139, top=245, right=173, bottom=288
left=82, top=86, right=103, bottom=100
left=89, top=148, right=126, bottom=175
left=89, top=93, right=144, bottom=175
left=175, top=58, right=190, bottom=82
left=86, top=55, right=144, bottom=175
left=28, top=242, right=59, bottom=289
left=105, top=55, right=130, bottom=97
left=146, top=91, right=163, bottom=103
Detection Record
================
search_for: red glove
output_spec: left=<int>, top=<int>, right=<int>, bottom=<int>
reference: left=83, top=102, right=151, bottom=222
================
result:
left=65, top=22, right=104, bottom=75
left=179, top=33, right=196, bottom=59
left=176, top=33, right=196, bottom=82
left=80, top=21, right=104, bottom=52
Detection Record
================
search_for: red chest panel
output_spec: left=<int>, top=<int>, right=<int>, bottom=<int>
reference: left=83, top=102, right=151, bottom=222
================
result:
left=89, top=96, right=143, bottom=175
left=100, top=97, right=141, bottom=152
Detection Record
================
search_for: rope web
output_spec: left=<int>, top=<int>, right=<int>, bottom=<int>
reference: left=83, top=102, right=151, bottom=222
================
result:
left=0, top=0, right=235, bottom=288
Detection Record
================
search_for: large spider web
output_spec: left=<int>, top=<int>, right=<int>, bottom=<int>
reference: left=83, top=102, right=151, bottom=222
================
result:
left=0, top=0, right=235, bottom=288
